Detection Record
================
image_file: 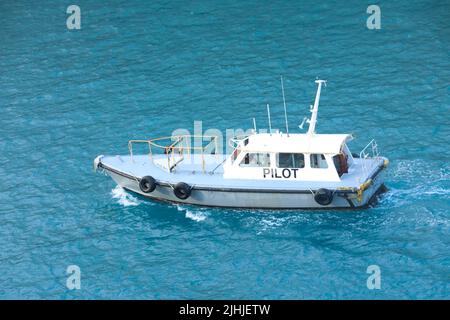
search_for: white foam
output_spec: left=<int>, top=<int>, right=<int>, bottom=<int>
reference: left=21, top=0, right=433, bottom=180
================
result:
left=185, top=210, right=208, bottom=222
left=377, top=159, right=450, bottom=209
left=111, top=185, right=140, bottom=207
left=392, top=160, right=449, bottom=181
left=422, top=187, right=450, bottom=196
left=176, top=205, right=209, bottom=221
left=260, top=216, right=285, bottom=228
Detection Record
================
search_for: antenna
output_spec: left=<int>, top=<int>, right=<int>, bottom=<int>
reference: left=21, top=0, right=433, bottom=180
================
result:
left=307, top=79, right=326, bottom=135
left=266, top=104, right=272, bottom=135
left=280, top=76, right=289, bottom=136
left=252, top=117, right=257, bottom=133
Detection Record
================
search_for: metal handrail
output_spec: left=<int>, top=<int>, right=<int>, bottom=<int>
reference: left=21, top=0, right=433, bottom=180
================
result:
left=128, top=135, right=219, bottom=173
left=146, top=135, right=217, bottom=149
left=358, top=139, right=381, bottom=182
left=359, top=139, right=379, bottom=159
left=128, top=140, right=153, bottom=162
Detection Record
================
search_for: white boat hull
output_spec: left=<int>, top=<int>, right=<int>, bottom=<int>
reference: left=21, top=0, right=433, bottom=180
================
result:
left=101, top=164, right=386, bottom=209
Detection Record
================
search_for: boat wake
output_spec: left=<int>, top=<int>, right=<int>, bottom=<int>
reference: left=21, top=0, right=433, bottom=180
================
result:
left=377, top=159, right=450, bottom=209
left=111, top=186, right=141, bottom=207
left=177, top=205, right=209, bottom=222
left=255, top=215, right=291, bottom=234
left=185, top=211, right=209, bottom=222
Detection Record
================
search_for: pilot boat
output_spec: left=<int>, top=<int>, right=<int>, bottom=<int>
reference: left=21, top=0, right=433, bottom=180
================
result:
left=94, top=79, right=389, bottom=209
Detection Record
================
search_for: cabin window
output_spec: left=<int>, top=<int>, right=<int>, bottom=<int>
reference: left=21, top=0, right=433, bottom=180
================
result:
left=231, top=148, right=241, bottom=163
left=332, top=153, right=349, bottom=177
left=239, top=153, right=271, bottom=167
left=277, top=153, right=305, bottom=168
left=310, top=154, right=328, bottom=168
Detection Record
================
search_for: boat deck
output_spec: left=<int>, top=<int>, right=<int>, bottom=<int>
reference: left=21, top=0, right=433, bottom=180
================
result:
left=99, top=154, right=384, bottom=190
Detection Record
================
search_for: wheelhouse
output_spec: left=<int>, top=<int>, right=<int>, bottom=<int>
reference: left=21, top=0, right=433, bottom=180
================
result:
left=224, top=132, right=354, bottom=181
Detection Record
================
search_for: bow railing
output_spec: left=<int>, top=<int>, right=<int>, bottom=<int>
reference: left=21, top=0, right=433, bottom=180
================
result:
left=128, top=135, right=219, bottom=173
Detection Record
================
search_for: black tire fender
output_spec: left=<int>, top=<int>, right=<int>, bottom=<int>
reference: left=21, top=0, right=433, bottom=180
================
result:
left=174, top=182, right=191, bottom=200
left=139, top=176, right=156, bottom=193
left=314, top=188, right=333, bottom=206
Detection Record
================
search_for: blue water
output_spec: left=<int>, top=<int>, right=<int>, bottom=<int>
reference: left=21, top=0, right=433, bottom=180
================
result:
left=1, top=0, right=449, bottom=299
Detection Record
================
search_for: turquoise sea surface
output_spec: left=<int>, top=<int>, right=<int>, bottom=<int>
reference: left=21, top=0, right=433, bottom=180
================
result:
left=0, top=0, right=449, bottom=299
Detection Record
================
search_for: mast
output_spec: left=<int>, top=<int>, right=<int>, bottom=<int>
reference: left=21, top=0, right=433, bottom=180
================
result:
left=266, top=104, right=272, bottom=135
left=280, top=76, right=289, bottom=136
left=307, top=79, right=326, bottom=135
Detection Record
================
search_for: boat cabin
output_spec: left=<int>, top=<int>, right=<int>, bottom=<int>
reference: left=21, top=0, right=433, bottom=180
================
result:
left=224, top=132, right=353, bottom=181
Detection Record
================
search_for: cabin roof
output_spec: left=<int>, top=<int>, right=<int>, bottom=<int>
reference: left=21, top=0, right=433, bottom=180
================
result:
left=240, top=133, right=352, bottom=154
